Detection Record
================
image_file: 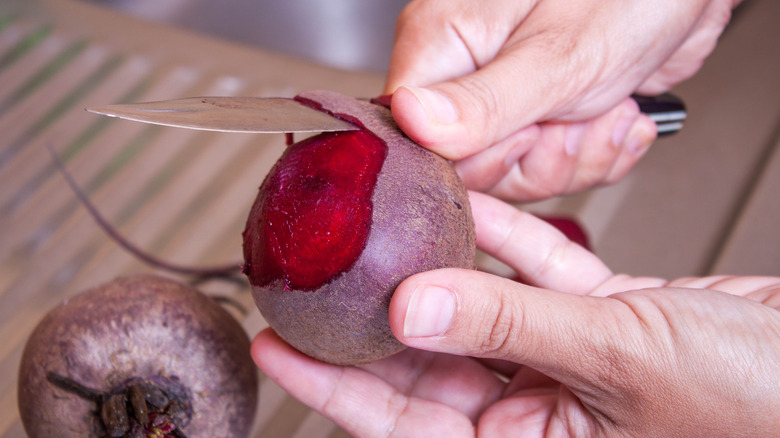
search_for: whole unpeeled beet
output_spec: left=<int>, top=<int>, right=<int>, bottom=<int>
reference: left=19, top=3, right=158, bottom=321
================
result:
left=17, top=275, right=258, bottom=437
left=242, top=90, right=476, bottom=365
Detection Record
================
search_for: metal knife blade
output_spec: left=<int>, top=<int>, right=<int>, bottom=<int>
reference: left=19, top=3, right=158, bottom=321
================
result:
left=86, top=96, right=359, bottom=133
left=87, top=93, right=687, bottom=136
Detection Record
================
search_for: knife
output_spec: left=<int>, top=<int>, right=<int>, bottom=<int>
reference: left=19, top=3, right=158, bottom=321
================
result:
left=87, top=93, right=686, bottom=136
left=87, top=96, right=358, bottom=133
left=631, top=93, right=687, bottom=136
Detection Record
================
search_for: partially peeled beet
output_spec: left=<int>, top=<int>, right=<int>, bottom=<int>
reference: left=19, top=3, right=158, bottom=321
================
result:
left=242, top=90, right=476, bottom=365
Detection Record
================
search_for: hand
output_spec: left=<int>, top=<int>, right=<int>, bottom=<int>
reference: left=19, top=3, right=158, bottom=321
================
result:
left=252, top=192, right=780, bottom=437
left=384, top=0, right=740, bottom=201
left=452, top=98, right=653, bottom=200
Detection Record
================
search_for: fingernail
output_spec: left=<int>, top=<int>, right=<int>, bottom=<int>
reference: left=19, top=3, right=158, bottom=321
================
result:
left=626, top=124, right=655, bottom=155
left=403, top=86, right=458, bottom=125
left=403, top=285, right=456, bottom=338
left=611, top=113, right=636, bottom=147
left=564, top=122, right=588, bottom=156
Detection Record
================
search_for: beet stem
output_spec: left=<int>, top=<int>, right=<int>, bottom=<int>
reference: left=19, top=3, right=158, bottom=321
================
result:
left=46, top=143, right=243, bottom=280
left=46, top=372, right=193, bottom=438
left=208, top=294, right=249, bottom=316
left=46, top=372, right=103, bottom=402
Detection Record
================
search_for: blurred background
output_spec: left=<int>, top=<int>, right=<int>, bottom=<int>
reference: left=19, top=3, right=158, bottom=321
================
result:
left=82, top=0, right=410, bottom=72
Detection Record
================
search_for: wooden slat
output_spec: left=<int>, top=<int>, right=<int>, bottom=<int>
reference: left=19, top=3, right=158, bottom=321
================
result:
left=0, top=55, right=153, bottom=208
left=64, top=112, right=242, bottom=290
left=0, top=42, right=110, bottom=165
left=0, top=1, right=383, bottom=435
left=0, top=20, right=38, bottom=61
left=0, top=67, right=204, bottom=324
left=0, top=29, right=69, bottom=107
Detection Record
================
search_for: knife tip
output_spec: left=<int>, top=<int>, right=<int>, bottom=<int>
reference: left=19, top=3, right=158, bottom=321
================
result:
left=85, top=106, right=115, bottom=117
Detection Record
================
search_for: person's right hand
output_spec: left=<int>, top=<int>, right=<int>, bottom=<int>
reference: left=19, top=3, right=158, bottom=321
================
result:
left=451, top=98, right=654, bottom=200
left=385, top=0, right=741, bottom=201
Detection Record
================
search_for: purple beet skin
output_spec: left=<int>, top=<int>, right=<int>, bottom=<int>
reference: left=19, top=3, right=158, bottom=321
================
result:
left=18, top=275, right=258, bottom=438
left=243, top=90, right=476, bottom=365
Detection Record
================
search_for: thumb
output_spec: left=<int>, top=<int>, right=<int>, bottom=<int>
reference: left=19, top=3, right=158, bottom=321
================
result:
left=385, top=1, right=669, bottom=161
left=389, top=47, right=633, bottom=161
left=390, top=68, right=555, bottom=161
left=389, top=268, right=633, bottom=384
left=385, top=4, right=576, bottom=161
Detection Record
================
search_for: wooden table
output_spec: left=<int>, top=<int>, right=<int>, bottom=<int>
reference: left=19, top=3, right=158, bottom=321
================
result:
left=1, top=0, right=778, bottom=436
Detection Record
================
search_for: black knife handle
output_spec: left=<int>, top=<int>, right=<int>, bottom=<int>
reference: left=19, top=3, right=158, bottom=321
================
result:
left=632, top=93, right=687, bottom=137
left=374, top=93, right=687, bottom=137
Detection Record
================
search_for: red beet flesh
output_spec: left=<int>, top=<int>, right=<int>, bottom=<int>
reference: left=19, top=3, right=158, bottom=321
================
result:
left=243, top=91, right=476, bottom=365
left=244, top=128, right=387, bottom=291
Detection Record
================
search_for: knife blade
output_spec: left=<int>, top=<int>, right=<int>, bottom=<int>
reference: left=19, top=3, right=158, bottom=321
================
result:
left=86, top=96, right=359, bottom=133
left=87, top=93, right=687, bottom=136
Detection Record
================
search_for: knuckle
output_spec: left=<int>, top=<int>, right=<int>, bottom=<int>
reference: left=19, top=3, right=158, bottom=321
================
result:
left=582, top=296, right=670, bottom=401
left=319, top=368, right=347, bottom=418
left=542, top=171, right=576, bottom=196
left=530, top=238, right=573, bottom=280
left=604, top=163, right=630, bottom=184
left=453, top=73, right=503, bottom=125
left=384, top=391, right=412, bottom=438
left=569, top=164, right=612, bottom=193
left=475, top=291, right=523, bottom=358
left=461, top=75, right=501, bottom=114
left=510, top=167, right=569, bottom=201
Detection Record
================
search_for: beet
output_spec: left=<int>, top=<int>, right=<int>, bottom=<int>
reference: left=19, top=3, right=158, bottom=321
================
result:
left=243, top=90, right=476, bottom=365
left=17, top=275, right=258, bottom=437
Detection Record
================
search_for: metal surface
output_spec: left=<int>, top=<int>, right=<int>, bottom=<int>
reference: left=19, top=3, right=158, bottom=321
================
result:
left=82, top=0, right=409, bottom=72
left=87, top=97, right=359, bottom=133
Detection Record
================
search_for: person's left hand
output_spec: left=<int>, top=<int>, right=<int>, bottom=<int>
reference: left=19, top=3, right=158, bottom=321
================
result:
left=251, top=192, right=780, bottom=437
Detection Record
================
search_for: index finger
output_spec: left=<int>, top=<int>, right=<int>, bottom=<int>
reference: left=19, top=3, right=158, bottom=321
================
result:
left=470, top=192, right=613, bottom=294
left=251, top=329, right=475, bottom=437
